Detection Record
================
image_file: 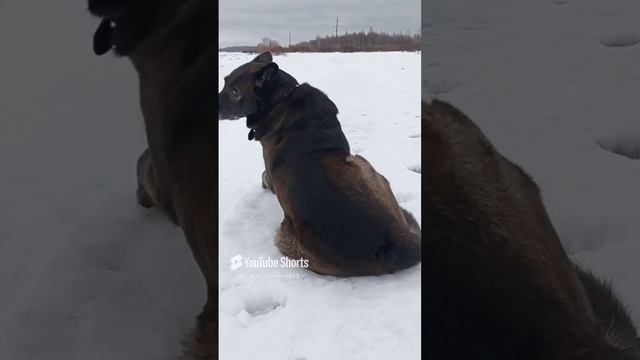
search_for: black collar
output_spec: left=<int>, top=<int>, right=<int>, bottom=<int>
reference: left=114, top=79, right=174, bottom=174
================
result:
left=247, top=84, right=300, bottom=141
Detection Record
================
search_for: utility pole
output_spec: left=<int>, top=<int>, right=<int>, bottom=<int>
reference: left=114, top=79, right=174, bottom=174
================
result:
left=335, top=14, right=340, bottom=48
left=289, top=32, right=291, bottom=47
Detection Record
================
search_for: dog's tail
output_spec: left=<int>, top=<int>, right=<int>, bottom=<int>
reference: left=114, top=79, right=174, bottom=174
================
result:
left=402, top=207, right=422, bottom=235
left=575, top=264, right=640, bottom=359
left=381, top=208, right=422, bottom=272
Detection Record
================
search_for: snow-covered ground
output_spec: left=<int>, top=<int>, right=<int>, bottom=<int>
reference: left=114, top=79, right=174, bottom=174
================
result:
left=425, top=0, right=640, bottom=324
left=218, top=52, right=421, bottom=359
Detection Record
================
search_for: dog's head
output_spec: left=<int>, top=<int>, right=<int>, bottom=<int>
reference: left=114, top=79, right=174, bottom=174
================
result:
left=88, top=0, right=183, bottom=56
left=218, top=52, right=280, bottom=121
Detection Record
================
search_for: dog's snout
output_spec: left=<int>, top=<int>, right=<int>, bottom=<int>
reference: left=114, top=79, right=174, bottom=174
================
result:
left=218, top=92, right=233, bottom=120
left=218, top=90, right=246, bottom=121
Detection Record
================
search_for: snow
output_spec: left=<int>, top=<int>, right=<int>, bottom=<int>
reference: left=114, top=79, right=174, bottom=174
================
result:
left=218, top=52, right=421, bottom=359
left=425, top=0, right=640, bottom=325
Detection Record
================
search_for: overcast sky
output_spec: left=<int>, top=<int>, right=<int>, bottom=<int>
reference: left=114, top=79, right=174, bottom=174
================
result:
left=219, top=0, right=421, bottom=48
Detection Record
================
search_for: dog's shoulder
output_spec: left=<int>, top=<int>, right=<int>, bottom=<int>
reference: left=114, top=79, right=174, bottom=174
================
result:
left=285, top=83, right=339, bottom=127
left=269, top=83, right=348, bottom=164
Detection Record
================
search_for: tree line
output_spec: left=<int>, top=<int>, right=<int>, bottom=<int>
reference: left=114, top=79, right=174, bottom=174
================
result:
left=243, top=30, right=421, bottom=53
left=285, top=30, right=420, bottom=52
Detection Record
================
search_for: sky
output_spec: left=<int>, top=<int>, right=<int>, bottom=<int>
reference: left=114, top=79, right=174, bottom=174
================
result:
left=219, top=0, right=421, bottom=48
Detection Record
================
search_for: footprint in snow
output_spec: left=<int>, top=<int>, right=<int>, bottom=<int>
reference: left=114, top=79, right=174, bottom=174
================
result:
left=597, top=137, right=640, bottom=160
left=244, top=295, right=286, bottom=317
left=600, top=33, right=640, bottom=48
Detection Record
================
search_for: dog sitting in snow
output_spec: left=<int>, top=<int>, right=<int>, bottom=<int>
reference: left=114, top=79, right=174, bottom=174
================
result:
left=88, top=0, right=216, bottom=358
left=218, top=52, right=421, bottom=276
left=423, top=100, right=640, bottom=359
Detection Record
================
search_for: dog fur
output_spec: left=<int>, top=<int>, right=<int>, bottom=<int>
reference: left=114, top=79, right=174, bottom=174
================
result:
left=88, top=1, right=216, bottom=358
left=218, top=52, right=421, bottom=276
left=423, top=99, right=640, bottom=359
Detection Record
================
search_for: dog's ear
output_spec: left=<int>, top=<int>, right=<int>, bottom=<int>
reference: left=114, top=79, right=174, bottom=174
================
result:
left=93, top=19, right=115, bottom=55
left=253, top=51, right=273, bottom=64
left=255, top=63, right=279, bottom=87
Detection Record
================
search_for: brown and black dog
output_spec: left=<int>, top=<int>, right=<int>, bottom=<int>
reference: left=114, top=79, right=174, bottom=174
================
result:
left=423, top=100, right=640, bottom=359
left=219, top=52, right=421, bottom=276
left=88, top=0, right=216, bottom=358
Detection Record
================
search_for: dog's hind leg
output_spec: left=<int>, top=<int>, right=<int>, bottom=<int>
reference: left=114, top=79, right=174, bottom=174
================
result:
left=275, top=216, right=302, bottom=259
left=276, top=216, right=352, bottom=276
left=401, top=208, right=421, bottom=235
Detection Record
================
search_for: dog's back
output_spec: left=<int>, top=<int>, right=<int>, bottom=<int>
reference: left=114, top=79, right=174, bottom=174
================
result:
left=266, top=84, right=421, bottom=276
left=423, top=99, right=640, bottom=359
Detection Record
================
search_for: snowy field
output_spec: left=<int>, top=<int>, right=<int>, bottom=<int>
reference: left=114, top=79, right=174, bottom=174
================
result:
left=425, top=0, right=640, bottom=325
left=218, top=52, right=421, bottom=359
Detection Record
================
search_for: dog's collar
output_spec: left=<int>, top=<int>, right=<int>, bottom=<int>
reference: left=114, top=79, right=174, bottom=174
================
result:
left=283, top=84, right=300, bottom=98
left=247, top=84, right=300, bottom=141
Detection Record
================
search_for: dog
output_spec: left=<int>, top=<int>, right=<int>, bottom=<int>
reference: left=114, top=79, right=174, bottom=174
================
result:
left=218, top=52, right=421, bottom=276
left=423, top=99, right=640, bottom=359
left=88, top=1, right=216, bottom=358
